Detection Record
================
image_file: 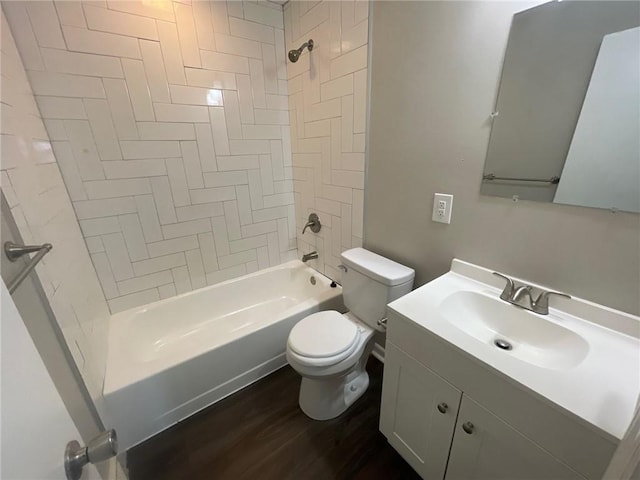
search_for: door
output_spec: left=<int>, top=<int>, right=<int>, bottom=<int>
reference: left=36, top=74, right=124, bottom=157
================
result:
left=1, top=281, right=100, bottom=479
left=380, top=342, right=462, bottom=479
left=445, top=395, right=585, bottom=480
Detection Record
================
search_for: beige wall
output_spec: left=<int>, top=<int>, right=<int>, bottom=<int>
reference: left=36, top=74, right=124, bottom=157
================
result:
left=365, top=1, right=640, bottom=315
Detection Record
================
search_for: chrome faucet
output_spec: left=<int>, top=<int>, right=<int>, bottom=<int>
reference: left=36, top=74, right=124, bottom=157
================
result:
left=302, top=251, right=318, bottom=263
left=493, top=272, right=571, bottom=315
left=302, top=213, right=321, bottom=234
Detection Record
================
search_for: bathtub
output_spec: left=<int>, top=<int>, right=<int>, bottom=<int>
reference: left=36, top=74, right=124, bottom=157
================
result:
left=102, top=260, right=343, bottom=450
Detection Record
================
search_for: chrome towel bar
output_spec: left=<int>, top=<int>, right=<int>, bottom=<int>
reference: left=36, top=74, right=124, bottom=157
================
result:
left=4, top=241, right=52, bottom=294
left=483, top=173, right=561, bottom=185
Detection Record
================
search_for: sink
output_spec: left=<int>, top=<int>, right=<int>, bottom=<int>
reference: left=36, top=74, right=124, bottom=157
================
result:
left=439, top=291, right=589, bottom=370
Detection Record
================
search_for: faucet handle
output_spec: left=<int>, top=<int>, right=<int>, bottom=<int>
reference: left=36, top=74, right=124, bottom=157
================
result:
left=492, top=272, right=515, bottom=301
left=534, top=290, right=571, bottom=314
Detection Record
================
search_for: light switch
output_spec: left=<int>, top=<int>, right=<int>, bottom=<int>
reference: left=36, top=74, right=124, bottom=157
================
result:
left=432, top=193, right=453, bottom=224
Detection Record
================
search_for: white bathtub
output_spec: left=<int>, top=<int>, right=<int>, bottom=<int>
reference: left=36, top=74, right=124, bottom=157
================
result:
left=102, top=260, right=343, bottom=450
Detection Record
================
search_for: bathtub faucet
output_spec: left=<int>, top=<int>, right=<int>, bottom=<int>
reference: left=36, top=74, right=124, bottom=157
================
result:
left=302, top=251, right=318, bottom=263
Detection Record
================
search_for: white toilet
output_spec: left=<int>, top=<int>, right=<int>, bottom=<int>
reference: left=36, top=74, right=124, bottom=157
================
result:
left=286, top=248, right=414, bottom=420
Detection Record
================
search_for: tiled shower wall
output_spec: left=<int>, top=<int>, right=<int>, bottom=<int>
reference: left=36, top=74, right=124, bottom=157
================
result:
left=284, top=0, right=368, bottom=280
left=0, top=10, right=109, bottom=402
left=4, top=0, right=297, bottom=313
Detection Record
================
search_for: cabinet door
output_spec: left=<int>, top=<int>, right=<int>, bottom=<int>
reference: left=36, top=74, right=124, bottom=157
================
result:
left=446, top=396, right=585, bottom=480
left=380, top=342, right=462, bottom=479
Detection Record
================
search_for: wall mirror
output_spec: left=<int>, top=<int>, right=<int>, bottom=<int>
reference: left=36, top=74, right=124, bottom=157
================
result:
left=480, top=1, right=640, bottom=213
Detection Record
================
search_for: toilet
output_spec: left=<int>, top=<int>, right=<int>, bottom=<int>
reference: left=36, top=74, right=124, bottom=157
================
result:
left=286, top=248, right=415, bottom=420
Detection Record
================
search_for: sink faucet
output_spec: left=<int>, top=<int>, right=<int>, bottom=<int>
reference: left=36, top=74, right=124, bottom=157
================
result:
left=493, top=272, right=571, bottom=315
left=302, top=251, right=318, bottom=263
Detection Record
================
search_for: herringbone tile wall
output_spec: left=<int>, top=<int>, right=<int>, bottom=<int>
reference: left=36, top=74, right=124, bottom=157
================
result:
left=4, top=0, right=298, bottom=313
left=284, top=0, right=368, bottom=280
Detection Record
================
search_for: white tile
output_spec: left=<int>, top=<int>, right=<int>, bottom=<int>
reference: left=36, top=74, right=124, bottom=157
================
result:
left=214, top=33, right=262, bottom=59
left=249, top=59, right=267, bottom=108
left=211, top=215, right=230, bottom=256
left=27, top=71, right=105, bottom=98
left=103, top=160, right=166, bottom=179
left=241, top=220, right=277, bottom=238
left=190, top=186, right=236, bottom=204
left=156, top=21, right=186, bottom=85
left=223, top=200, right=241, bottom=240
left=172, top=265, right=192, bottom=294
left=132, top=252, right=185, bottom=276
left=140, top=40, right=171, bottom=103
left=118, top=213, right=149, bottom=261
left=85, top=236, right=105, bottom=254
left=200, top=50, right=249, bottom=74
left=270, top=140, right=285, bottom=181
left=229, top=139, right=270, bottom=155
left=203, top=171, right=248, bottom=188
left=134, top=194, right=163, bottom=242
left=277, top=217, right=289, bottom=252
left=79, top=217, right=121, bottom=236
left=226, top=1, right=244, bottom=19
left=260, top=155, right=274, bottom=195
left=243, top=2, right=283, bottom=29
left=103, top=78, right=138, bottom=140
left=192, top=0, right=215, bottom=51
left=248, top=169, right=264, bottom=209
left=254, top=109, right=289, bottom=125
left=138, top=122, right=195, bottom=140
left=342, top=0, right=355, bottom=31
left=263, top=192, right=293, bottom=208
left=353, top=133, right=365, bottom=152
left=84, top=99, right=122, bottom=160
left=252, top=205, right=289, bottom=222
left=185, top=248, right=206, bottom=289
left=40, top=48, right=124, bottom=78
left=109, top=288, right=160, bottom=313
left=120, top=141, right=181, bottom=159
left=91, top=252, right=119, bottom=299
left=154, top=103, right=209, bottom=123
left=355, top=0, right=369, bottom=24
left=118, top=270, right=172, bottom=296
left=352, top=188, right=364, bottom=238
left=331, top=170, right=364, bottom=189
left=299, top=2, right=329, bottom=35
left=174, top=2, right=201, bottom=68
left=122, top=59, right=155, bottom=121
left=158, top=283, right=177, bottom=299
left=222, top=90, right=243, bottom=140
left=274, top=28, right=287, bottom=80
left=331, top=45, right=367, bottom=79
left=85, top=179, right=151, bottom=199
left=304, top=119, right=331, bottom=138
left=229, top=17, right=274, bottom=44
left=26, top=1, right=66, bottom=49
left=2, top=3, right=44, bottom=70
left=75, top=197, right=137, bottom=220
left=62, top=25, right=141, bottom=59
left=166, top=158, right=190, bottom=207
left=198, top=232, right=218, bottom=273
left=84, top=4, right=158, bottom=40
left=50, top=142, right=87, bottom=201
left=209, top=107, right=230, bottom=156
left=341, top=95, right=354, bottom=152
left=235, top=185, right=253, bottom=225
left=54, top=1, right=86, bottom=27
left=181, top=141, right=204, bottom=189
left=266, top=94, right=288, bottom=111
left=229, top=234, right=267, bottom=254
left=169, top=85, right=223, bottom=106
left=353, top=69, right=367, bottom=134
left=321, top=75, right=354, bottom=101
left=262, top=44, right=278, bottom=94
left=306, top=99, right=341, bottom=122
left=242, top=124, right=282, bottom=139
left=43, top=119, right=68, bottom=140
left=210, top=1, right=230, bottom=35
left=342, top=19, right=368, bottom=54
left=147, top=235, right=198, bottom=257
left=218, top=249, right=256, bottom=269
left=267, top=231, right=280, bottom=265
left=206, top=265, right=246, bottom=285
left=185, top=68, right=237, bottom=90
left=217, top=155, right=260, bottom=171
left=106, top=0, right=174, bottom=21
left=63, top=120, right=104, bottom=180
left=195, top=124, right=218, bottom=172
left=102, top=232, right=133, bottom=280
left=236, top=74, right=255, bottom=124
left=150, top=176, right=177, bottom=224
left=176, top=202, right=224, bottom=222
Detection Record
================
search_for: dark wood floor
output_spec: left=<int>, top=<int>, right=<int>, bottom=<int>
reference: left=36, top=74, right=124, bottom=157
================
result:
left=128, top=357, right=420, bottom=480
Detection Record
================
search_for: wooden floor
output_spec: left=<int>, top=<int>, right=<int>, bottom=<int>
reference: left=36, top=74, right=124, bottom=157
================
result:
left=128, top=358, right=420, bottom=480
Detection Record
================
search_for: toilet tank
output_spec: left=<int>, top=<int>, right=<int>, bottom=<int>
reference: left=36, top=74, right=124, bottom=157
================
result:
left=340, top=248, right=415, bottom=331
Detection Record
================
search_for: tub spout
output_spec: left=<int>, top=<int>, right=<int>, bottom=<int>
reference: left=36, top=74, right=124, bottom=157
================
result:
left=302, top=251, right=318, bottom=263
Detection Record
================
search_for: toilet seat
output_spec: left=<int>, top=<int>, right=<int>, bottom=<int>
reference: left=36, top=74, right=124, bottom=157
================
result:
left=287, top=311, right=360, bottom=367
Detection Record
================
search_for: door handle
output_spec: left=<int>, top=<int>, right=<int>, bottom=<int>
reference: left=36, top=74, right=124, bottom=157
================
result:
left=65, top=429, right=118, bottom=480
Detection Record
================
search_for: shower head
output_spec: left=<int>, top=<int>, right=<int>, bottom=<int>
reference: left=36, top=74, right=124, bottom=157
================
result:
left=288, top=39, right=314, bottom=63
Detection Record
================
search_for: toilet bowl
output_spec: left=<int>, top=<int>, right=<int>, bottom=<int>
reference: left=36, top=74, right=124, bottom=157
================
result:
left=286, top=248, right=415, bottom=421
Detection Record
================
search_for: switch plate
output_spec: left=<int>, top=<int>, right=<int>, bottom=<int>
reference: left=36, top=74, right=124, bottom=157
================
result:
left=432, top=193, right=453, bottom=224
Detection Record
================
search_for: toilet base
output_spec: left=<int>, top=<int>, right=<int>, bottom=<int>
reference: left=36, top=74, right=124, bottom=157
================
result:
left=298, top=361, right=370, bottom=421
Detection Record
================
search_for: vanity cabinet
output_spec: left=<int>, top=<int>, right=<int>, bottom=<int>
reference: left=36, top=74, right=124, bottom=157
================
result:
left=381, top=341, right=586, bottom=480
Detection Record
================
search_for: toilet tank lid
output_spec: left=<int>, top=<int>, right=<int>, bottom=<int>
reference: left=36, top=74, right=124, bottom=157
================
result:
left=340, top=248, right=415, bottom=287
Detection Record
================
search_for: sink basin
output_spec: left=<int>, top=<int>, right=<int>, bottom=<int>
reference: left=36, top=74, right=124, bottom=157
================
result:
left=439, top=291, right=589, bottom=370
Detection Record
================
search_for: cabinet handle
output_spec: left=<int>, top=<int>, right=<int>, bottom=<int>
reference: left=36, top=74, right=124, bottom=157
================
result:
left=437, top=402, right=448, bottom=414
left=462, top=421, right=474, bottom=434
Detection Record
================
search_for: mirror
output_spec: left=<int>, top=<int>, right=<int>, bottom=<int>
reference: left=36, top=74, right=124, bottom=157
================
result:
left=480, top=1, right=640, bottom=212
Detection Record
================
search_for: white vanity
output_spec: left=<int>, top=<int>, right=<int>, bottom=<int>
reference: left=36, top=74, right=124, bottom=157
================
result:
left=379, top=259, right=640, bottom=480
